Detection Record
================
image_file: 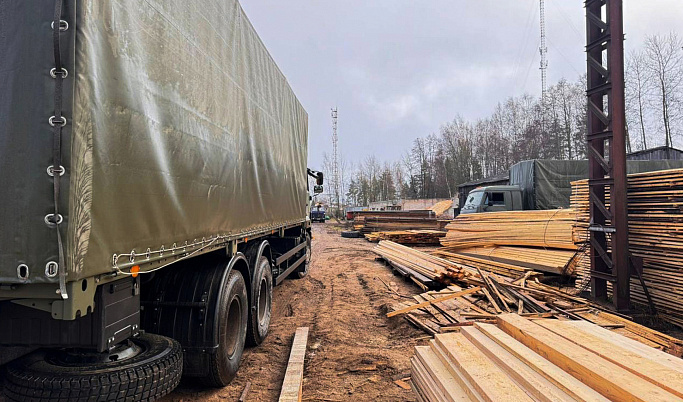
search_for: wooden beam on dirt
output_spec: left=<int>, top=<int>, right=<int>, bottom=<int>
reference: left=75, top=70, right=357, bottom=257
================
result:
left=386, top=287, right=481, bottom=318
left=279, top=327, right=310, bottom=402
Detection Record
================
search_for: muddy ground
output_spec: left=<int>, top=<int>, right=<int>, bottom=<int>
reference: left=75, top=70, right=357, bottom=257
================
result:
left=161, top=223, right=424, bottom=401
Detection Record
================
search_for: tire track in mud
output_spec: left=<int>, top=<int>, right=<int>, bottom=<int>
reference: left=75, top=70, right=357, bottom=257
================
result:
left=162, top=225, right=421, bottom=401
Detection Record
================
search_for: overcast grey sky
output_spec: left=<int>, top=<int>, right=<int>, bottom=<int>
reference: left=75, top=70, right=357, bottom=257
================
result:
left=240, top=1, right=683, bottom=169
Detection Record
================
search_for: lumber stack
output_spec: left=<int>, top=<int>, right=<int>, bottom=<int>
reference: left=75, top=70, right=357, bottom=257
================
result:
left=441, top=209, right=578, bottom=250
left=355, top=215, right=440, bottom=234
left=434, top=246, right=579, bottom=277
left=411, top=314, right=683, bottom=402
left=429, top=200, right=453, bottom=216
left=436, top=210, right=580, bottom=277
left=374, top=241, right=470, bottom=285
left=365, top=230, right=446, bottom=245
left=571, top=168, right=683, bottom=328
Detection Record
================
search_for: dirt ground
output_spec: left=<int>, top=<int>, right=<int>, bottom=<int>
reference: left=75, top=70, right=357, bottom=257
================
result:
left=161, top=223, right=424, bottom=401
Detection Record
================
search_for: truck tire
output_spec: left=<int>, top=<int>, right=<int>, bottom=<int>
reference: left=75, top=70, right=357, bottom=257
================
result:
left=341, top=230, right=362, bottom=238
left=200, top=269, right=248, bottom=387
left=290, top=234, right=311, bottom=279
left=3, top=333, right=182, bottom=402
left=246, top=256, right=273, bottom=346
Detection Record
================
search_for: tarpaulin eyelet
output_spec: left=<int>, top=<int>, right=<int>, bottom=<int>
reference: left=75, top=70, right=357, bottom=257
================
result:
left=49, top=116, right=67, bottom=127
left=47, top=165, right=66, bottom=177
left=51, top=20, right=69, bottom=31
left=17, top=264, right=29, bottom=280
left=45, top=262, right=59, bottom=278
left=44, top=214, right=64, bottom=226
left=50, top=68, right=68, bottom=78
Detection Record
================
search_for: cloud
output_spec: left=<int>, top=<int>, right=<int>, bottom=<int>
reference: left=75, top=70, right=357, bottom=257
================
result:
left=240, top=0, right=683, bottom=169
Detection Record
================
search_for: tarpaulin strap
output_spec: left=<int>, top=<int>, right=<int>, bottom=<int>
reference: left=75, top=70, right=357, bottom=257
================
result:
left=51, top=0, right=68, bottom=300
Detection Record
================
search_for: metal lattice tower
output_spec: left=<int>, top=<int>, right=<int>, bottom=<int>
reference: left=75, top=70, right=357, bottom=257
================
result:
left=585, top=0, right=632, bottom=311
left=539, top=0, right=548, bottom=114
left=331, top=108, right=340, bottom=217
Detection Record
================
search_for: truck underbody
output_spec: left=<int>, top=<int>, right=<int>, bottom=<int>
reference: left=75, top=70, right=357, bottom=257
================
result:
left=1, top=223, right=312, bottom=399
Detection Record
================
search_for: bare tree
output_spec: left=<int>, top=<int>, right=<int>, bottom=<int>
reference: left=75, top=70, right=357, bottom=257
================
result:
left=644, top=32, right=683, bottom=148
left=626, top=50, right=653, bottom=150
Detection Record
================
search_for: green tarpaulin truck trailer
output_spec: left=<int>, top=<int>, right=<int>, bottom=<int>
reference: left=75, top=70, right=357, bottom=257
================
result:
left=0, top=1, right=321, bottom=400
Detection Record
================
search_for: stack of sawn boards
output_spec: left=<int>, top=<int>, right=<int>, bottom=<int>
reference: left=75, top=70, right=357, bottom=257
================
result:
left=365, top=230, right=446, bottom=245
left=353, top=210, right=441, bottom=234
left=412, top=314, right=683, bottom=402
left=374, top=241, right=470, bottom=286
left=437, top=210, right=580, bottom=277
left=571, top=168, right=683, bottom=328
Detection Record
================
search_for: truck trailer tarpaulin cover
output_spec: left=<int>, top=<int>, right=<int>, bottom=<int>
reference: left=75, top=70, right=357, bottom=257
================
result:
left=0, top=0, right=308, bottom=284
left=509, top=159, right=683, bottom=210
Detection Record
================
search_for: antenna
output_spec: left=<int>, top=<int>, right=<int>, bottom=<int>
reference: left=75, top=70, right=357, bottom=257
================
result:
left=331, top=107, right=340, bottom=217
left=539, top=0, right=548, bottom=119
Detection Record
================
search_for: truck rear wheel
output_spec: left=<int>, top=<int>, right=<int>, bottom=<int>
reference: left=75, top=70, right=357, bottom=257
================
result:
left=246, top=256, right=273, bottom=346
left=200, top=269, right=248, bottom=387
left=3, top=333, right=182, bottom=402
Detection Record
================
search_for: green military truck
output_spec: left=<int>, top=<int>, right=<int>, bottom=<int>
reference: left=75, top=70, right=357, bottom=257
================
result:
left=460, top=159, right=683, bottom=214
left=0, top=1, right=320, bottom=400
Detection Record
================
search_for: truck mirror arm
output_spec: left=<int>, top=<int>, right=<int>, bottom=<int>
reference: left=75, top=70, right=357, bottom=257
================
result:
left=307, top=168, right=324, bottom=186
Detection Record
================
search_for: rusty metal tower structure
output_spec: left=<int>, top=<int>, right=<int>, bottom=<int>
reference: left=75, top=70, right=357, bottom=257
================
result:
left=585, top=0, right=631, bottom=311
left=331, top=107, right=340, bottom=218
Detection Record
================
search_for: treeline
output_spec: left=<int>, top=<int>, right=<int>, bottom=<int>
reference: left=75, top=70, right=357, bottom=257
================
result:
left=326, top=33, right=683, bottom=208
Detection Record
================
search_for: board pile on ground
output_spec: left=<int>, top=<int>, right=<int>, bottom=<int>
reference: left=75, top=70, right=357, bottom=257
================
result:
left=436, top=210, right=580, bottom=277
left=365, top=230, right=446, bottom=245
left=353, top=211, right=441, bottom=234
left=374, top=241, right=470, bottom=287
left=571, top=168, right=683, bottom=328
left=411, top=314, right=683, bottom=402
left=386, top=257, right=683, bottom=355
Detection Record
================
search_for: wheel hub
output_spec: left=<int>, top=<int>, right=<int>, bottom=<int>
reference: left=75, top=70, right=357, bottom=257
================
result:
left=48, top=340, right=143, bottom=366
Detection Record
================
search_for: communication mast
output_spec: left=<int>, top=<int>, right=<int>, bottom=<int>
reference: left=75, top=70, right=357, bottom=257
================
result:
left=539, top=0, right=548, bottom=126
left=331, top=108, right=340, bottom=218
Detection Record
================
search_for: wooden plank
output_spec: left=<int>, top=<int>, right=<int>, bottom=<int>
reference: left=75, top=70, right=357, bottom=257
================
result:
left=496, top=314, right=680, bottom=402
left=460, top=326, right=575, bottom=402
left=480, top=288, right=502, bottom=314
left=433, top=333, right=533, bottom=402
left=474, top=323, right=608, bottom=402
left=565, top=320, right=683, bottom=373
left=413, top=346, right=472, bottom=402
left=535, top=319, right=683, bottom=398
left=387, top=287, right=481, bottom=318
left=278, top=327, right=309, bottom=402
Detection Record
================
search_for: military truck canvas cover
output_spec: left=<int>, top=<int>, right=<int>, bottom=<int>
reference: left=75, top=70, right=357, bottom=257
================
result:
left=0, top=0, right=308, bottom=284
left=510, top=159, right=683, bottom=210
